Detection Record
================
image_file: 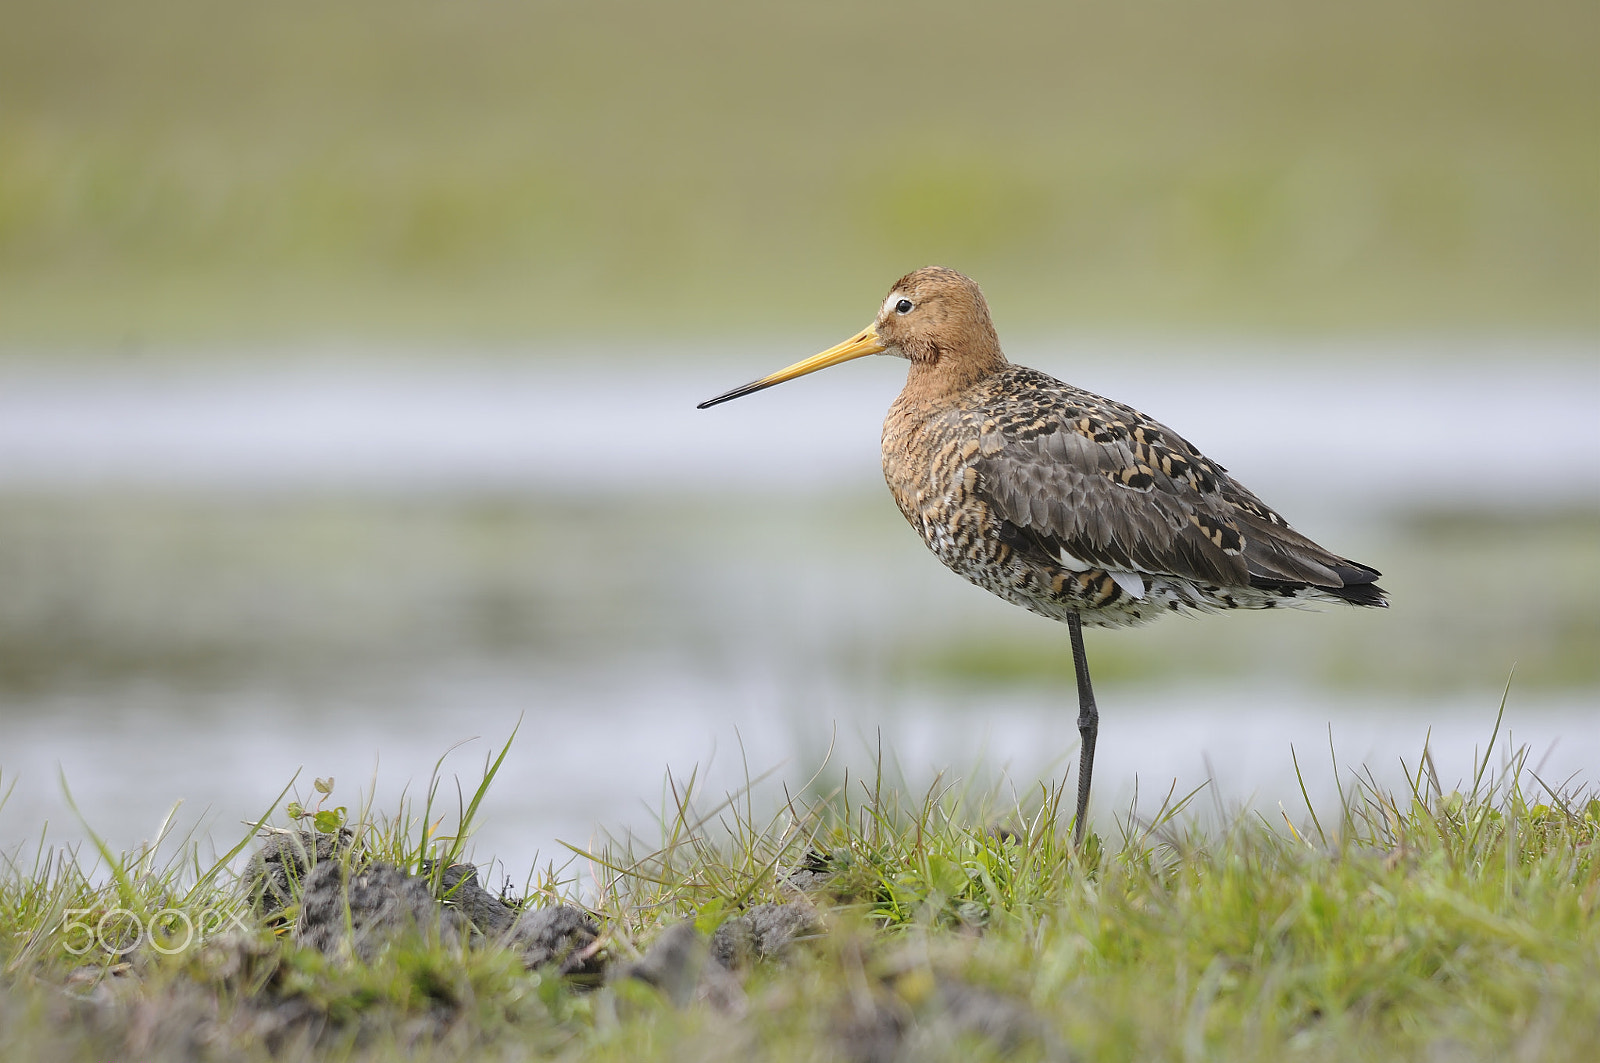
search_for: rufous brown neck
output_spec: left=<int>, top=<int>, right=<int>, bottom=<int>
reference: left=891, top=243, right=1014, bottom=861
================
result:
left=898, top=329, right=1008, bottom=407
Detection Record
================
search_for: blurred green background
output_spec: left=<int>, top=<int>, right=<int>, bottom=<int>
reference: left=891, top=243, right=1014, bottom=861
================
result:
left=2, top=0, right=1595, bottom=343
left=0, top=1, right=1595, bottom=869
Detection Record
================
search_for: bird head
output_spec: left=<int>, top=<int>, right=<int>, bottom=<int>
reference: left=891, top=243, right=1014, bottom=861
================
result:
left=873, top=266, right=1001, bottom=368
left=697, top=266, right=1005, bottom=409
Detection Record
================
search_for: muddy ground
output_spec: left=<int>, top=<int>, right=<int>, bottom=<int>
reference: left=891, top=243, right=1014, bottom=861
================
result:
left=12, top=830, right=1052, bottom=1063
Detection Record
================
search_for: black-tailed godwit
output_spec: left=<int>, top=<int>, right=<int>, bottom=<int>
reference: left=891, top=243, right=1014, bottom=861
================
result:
left=699, top=266, right=1386, bottom=843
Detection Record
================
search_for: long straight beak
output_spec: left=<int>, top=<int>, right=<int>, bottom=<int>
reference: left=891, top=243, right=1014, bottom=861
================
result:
left=697, top=326, right=887, bottom=409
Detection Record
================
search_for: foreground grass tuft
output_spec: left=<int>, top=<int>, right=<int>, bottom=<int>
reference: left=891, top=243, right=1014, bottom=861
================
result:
left=2, top=716, right=1596, bottom=1061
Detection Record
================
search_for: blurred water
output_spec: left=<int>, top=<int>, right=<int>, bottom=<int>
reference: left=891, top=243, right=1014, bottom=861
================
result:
left=0, top=340, right=1595, bottom=877
left=0, top=339, right=1595, bottom=509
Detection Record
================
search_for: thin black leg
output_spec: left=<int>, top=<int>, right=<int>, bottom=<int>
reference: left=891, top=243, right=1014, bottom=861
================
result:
left=1067, top=611, right=1098, bottom=846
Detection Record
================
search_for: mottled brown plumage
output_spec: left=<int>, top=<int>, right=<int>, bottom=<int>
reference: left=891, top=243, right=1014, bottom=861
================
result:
left=700, top=266, right=1386, bottom=841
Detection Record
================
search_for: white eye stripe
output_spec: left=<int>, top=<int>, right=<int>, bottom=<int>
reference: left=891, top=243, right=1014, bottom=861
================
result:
left=883, top=294, right=915, bottom=316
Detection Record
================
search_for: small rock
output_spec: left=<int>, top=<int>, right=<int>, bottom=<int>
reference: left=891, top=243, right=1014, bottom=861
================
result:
left=246, top=829, right=354, bottom=917
left=709, top=901, right=822, bottom=971
left=189, top=931, right=280, bottom=992
left=62, top=961, right=138, bottom=1008
left=508, top=905, right=605, bottom=978
left=781, top=849, right=838, bottom=894
left=623, top=921, right=745, bottom=1016
left=434, top=862, right=518, bottom=936
left=623, top=922, right=702, bottom=1007
left=708, top=915, right=758, bottom=971
left=294, top=860, right=464, bottom=959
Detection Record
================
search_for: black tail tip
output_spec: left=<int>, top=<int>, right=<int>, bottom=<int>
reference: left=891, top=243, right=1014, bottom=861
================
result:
left=1329, top=561, right=1385, bottom=607
left=1331, top=580, right=1388, bottom=608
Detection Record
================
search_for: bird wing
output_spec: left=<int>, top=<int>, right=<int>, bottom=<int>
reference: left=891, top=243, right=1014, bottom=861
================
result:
left=1220, top=480, right=1378, bottom=588
left=967, top=397, right=1252, bottom=588
left=960, top=369, right=1377, bottom=594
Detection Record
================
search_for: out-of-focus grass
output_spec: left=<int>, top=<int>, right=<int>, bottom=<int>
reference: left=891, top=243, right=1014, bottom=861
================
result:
left=2, top=0, right=1595, bottom=343
left=1, top=727, right=1596, bottom=1060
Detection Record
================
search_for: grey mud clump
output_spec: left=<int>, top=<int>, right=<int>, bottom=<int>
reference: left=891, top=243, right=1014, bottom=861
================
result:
left=509, top=905, right=605, bottom=979
left=622, top=921, right=746, bottom=1015
left=709, top=901, right=823, bottom=971
left=434, top=861, right=518, bottom=936
left=624, top=901, right=823, bottom=1016
left=245, top=828, right=355, bottom=917
left=295, top=860, right=468, bottom=960
left=64, top=851, right=613, bottom=1057
left=432, top=860, right=603, bottom=977
left=246, top=838, right=605, bottom=979
left=780, top=849, right=841, bottom=895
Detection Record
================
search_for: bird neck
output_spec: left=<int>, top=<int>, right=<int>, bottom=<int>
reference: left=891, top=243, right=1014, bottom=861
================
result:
left=900, top=341, right=1008, bottom=407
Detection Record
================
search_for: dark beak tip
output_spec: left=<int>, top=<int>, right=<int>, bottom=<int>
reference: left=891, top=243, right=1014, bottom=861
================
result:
left=696, top=379, right=771, bottom=410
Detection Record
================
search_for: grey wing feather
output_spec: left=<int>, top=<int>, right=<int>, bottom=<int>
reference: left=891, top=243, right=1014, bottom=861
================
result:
left=959, top=368, right=1379, bottom=597
left=972, top=427, right=1249, bottom=587
left=1218, top=479, right=1376, bottom=586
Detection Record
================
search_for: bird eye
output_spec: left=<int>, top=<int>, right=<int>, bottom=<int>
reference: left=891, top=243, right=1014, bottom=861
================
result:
left=894, top=298, right=913, bottom=314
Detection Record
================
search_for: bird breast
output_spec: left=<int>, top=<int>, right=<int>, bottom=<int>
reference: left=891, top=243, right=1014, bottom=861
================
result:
left=881, top=394, right=970, bottom=541
left=880, top=389, right=1025, bottom=598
